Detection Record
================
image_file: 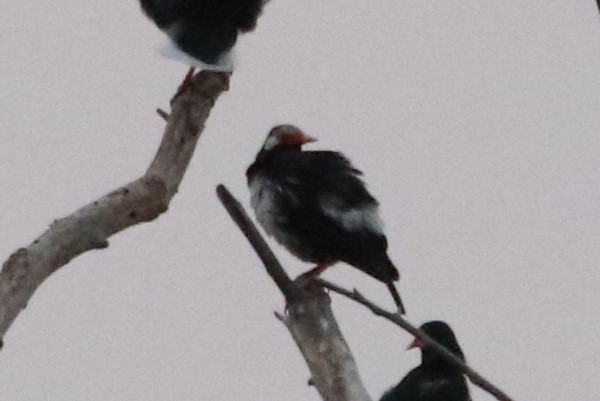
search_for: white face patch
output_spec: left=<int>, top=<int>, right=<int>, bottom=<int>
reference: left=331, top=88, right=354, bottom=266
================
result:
left=262, top=135, right=280, bottom=151
left=319, top=195, right=383, bottom=234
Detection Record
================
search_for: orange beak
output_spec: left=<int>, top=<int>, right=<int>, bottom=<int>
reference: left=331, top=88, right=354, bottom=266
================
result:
left=294, top=131, right=317, bottom=145
left=285, top=131, right=317, bottom=146
left=407, top=337, right=423, bottom=350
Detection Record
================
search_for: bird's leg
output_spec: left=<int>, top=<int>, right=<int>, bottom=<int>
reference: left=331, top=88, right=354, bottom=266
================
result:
left=294, top=263, right=334, bottom=288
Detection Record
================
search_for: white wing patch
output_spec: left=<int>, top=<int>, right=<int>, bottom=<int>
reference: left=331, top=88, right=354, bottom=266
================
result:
left=319, top=195, right=383, bottom=234
left=158, top=24, right=234, bottom=72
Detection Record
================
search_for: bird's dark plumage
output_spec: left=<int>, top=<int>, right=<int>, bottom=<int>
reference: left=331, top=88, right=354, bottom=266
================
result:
left=247, top=125, right=405, bottom=312
left=140, top=0, right=267, bottom=70
left=380, top=321, right=471, bottom=401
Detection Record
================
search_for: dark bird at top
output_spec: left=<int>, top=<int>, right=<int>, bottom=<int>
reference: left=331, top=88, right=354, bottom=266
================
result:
left=139, top=0, right=268, bottom=71
left=247, top=125, right=406, bottom=313
left=380, top=321, right=471, bottom=401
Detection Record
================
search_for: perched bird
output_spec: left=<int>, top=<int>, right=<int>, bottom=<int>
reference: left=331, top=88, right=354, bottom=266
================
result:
left=139, top=0, right=268, bottom=71
left=247, top=125, right=405, bottom=313
left=380, top=321, right=471, bottom=401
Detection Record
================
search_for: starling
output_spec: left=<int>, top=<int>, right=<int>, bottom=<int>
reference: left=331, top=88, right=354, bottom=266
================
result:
left=140, top=0, right=268, bottom=71
left=380, top=321, right=471, bottom=401
left=247, top=125, right=405, bottom=313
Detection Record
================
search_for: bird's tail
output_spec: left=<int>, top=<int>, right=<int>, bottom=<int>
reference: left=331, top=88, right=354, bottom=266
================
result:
left=357, top=252, right=406, bottom=313
left=387, top=282, right=406, bottom=315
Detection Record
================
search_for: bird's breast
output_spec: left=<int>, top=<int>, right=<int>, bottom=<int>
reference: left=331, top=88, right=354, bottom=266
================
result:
left=418, top=377, right=453, bottom=398
left=249, top=175, right=280, bottom=236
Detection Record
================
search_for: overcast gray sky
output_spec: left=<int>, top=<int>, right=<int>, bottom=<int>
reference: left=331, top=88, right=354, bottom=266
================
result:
left=1, top=1, right=600, bottom=400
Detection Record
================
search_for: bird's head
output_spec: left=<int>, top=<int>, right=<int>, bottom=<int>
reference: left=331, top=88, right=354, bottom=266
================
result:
left=260, top=124, right=317, bottom=152
left=408, top=320, right=465, bottom=369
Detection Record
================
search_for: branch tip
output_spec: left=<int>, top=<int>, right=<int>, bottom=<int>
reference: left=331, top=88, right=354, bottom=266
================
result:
left=156, top=108, right=169, bottom=121
left=274, top=311, right=288, bottom=325
left=92, top=239, right=109, bottom=250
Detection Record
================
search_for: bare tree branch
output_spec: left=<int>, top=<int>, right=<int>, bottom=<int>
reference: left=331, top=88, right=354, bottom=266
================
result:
left=0, top=70, right=229, bottom=346
left=216, top=184, right=302, bottom=300
left=217, top=184, right=372, bottom=401
left=217, top=185, right=515, bottom=401
left=285, top=289, right=373, bottom=401
left=317, top=278, right=515, bottom=401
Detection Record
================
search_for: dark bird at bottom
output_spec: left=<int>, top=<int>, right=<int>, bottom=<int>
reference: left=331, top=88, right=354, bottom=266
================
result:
left=139, top=0, right=268, bottom=71
left=380, top=321, right=471, bottom=401
left=246, top=125, right=405, bottom=313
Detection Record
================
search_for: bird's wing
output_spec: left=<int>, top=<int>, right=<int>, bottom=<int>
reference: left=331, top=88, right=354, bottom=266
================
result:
left=279, top=151, right=384, bottom=235
left=139, top=0, right=187, bottom=28
left=379, top=371, right=419, bottom=401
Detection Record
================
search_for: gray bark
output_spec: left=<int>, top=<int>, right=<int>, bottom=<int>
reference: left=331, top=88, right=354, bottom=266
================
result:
left=284, top=291, right=372, bottom=401
left=0, top=70, right=229, bottom=345
left=217, top=185, right=372, bottom=401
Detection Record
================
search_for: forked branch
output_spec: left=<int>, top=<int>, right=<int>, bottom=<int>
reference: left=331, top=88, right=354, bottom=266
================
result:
left=216, top=184, right=302, bottom=300
left=317, top=278, right=515, bottom=401
left=217, top=184, right=372, bottom=401
left=0, top=69, right=229, bottom=346
left=217, top=184, right=514, bottom=401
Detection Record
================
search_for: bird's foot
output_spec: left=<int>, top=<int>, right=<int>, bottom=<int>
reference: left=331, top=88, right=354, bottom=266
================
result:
left=293, top=273, right=315, bottom=290
left=294, top=263, right=333, bottom=289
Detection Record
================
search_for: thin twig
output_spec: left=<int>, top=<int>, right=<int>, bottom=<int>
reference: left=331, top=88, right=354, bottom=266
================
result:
left=216, top=184, right=302, bottom=301
left=156, top=108, right=169, bottom=121
left=316, top=278, right=515, bottom=401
